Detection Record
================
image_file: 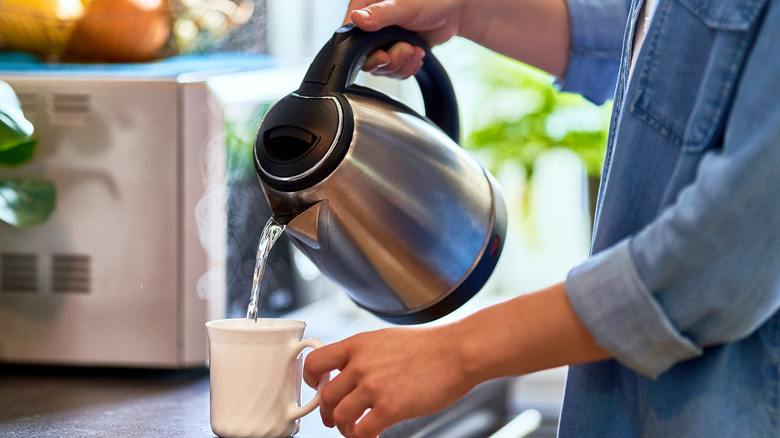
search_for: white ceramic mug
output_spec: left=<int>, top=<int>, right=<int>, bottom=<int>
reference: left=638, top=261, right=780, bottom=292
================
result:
left=206, top=318, right=325, bottom=438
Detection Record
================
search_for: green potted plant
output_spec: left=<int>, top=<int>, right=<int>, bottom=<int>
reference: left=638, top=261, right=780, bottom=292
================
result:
left=0, top=80, right=56, bottom=227
left=463, top=52, right=611, bottom=223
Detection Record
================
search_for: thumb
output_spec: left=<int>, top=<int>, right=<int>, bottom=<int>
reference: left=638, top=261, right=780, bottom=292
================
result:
left=350, top=1, right=404, bottom=32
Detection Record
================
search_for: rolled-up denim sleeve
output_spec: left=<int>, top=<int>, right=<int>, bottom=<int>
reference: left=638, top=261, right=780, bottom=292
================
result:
left=565, top=9, right=780, bottom=378
left=557, top=0, right=628, bottom=104
left=566, top=241, right=702, bottom=377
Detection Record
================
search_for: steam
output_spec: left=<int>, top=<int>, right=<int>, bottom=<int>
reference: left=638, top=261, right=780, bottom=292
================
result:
left=194, top=111, right=228, bottom=306
left=195, top=182, right=227, bottom=303
left=195, top=183, right=227, bottom=261
left=193, top=125, right=273, bottom=317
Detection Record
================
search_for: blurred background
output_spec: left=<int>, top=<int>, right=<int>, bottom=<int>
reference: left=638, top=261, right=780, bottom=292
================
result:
left=0, top=1, right=612, bottom=436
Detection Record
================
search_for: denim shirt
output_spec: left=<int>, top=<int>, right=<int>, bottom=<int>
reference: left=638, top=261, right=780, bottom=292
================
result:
left=557, top=0, right=780, bottom=435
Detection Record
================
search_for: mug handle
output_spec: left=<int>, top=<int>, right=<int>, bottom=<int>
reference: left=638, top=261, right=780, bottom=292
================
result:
left=288, top=338, right=328, bottom=420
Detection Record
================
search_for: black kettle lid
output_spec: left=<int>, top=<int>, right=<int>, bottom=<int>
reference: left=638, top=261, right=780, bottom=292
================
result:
left=254, top=92, right=353, bottom=192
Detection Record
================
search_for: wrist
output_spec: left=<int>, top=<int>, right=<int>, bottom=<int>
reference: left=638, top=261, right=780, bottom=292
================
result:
left=445, top=316, right=494, bottom=386
left=457, top=0, right=488, bottom=42
left=444, top=283, right=613, bottom=385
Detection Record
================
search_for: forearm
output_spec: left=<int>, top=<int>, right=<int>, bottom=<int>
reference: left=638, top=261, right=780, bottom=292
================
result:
left=459, top=0, right=572, bottom=77
left=450, top=281, right=611, bottom=384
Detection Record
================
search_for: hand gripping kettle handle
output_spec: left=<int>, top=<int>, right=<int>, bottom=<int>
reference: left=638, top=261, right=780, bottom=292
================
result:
left=298, top=23, right=461, bottom=143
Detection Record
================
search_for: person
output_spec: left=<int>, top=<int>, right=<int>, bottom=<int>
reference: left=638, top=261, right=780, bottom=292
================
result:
left=302, top=0, right=780, bottom=437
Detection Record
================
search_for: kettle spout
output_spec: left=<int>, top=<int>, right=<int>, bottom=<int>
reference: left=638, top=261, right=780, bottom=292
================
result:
left=285, top=200, right=329, bottom=250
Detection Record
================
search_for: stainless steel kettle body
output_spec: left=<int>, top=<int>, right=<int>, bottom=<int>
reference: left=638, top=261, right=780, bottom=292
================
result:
left=254, top=25, right=506, bottom=324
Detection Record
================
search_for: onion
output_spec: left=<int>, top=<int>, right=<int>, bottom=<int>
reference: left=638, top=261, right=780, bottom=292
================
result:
left=66, top=0, right=171, bottom=62
left=0, top=0, right=85, bottom=57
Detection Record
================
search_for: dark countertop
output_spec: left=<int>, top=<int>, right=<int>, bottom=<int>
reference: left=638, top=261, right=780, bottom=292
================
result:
left=0, top=364, right=510, bottom=438
left=0, top=296, right=514, bottom=437
left=0, top=365, right=217, bottom=438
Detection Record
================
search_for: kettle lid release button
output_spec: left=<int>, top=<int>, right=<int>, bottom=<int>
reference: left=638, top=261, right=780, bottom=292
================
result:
left=264, top=126, right=320, bottom=162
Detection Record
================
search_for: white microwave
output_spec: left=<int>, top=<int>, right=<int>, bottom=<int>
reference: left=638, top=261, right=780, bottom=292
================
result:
left=0, top=57, right=307, bottom=368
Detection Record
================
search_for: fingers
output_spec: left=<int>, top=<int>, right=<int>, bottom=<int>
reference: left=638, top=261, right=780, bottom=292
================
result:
left=350, top=9, right=375, bottom=30
left=347, top=1, right=401, bottom=32
left=343, top=0, right=371, bottom=25
left=362, top=50, right=391, bottom=72
left=343, top=1, right=427, bottom=78
left=322, top=373, right=395, bottom=438
left=304, top=329, right=430, bottom=436
left=363, top=43, right=425, bottom=79
left=352, top=407, right=396, bottom=438
left=318, top=368, right=358, bottom=428
left=303, top=344, right=347, bottom=390
left=331, top=388, right=373, bottom=437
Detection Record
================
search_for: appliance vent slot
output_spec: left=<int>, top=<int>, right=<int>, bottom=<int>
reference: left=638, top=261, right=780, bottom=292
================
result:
left=16, top=92, right=39, bottom=116
left=52, top=254, right=91, bottom=294
left=0, top=253, right=38, bottom=293
left=47, top=93, right=91, bottom=125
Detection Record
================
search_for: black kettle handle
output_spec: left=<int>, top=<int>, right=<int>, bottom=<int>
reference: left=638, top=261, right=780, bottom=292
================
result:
left=298, top=23, right=460, bottom=144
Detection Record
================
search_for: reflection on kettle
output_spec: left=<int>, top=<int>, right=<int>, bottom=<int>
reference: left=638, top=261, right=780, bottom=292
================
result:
left=253, top=24, right=507, bottom=324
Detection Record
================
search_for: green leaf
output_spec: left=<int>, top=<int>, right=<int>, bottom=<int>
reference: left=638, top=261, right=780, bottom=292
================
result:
left=0, top=81, right=35, bottom=152
left=463, top=52, right=612, bottom=179
left=0, top=137, right=38, bottom=167
left=0, top=179, right=57, bottom=227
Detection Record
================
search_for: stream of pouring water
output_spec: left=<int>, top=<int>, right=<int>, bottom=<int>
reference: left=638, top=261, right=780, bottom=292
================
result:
left=245, top=216, right=286, bottom=324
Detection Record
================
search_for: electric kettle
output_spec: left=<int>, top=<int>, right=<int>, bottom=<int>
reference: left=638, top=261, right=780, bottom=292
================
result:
left=254, top=24, right=507, bottom=324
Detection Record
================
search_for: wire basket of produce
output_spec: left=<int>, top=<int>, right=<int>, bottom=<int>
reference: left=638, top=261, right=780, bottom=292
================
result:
left=0, top=0, right=254, bottom=63
left=0, top=0, right=85, bottom=60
